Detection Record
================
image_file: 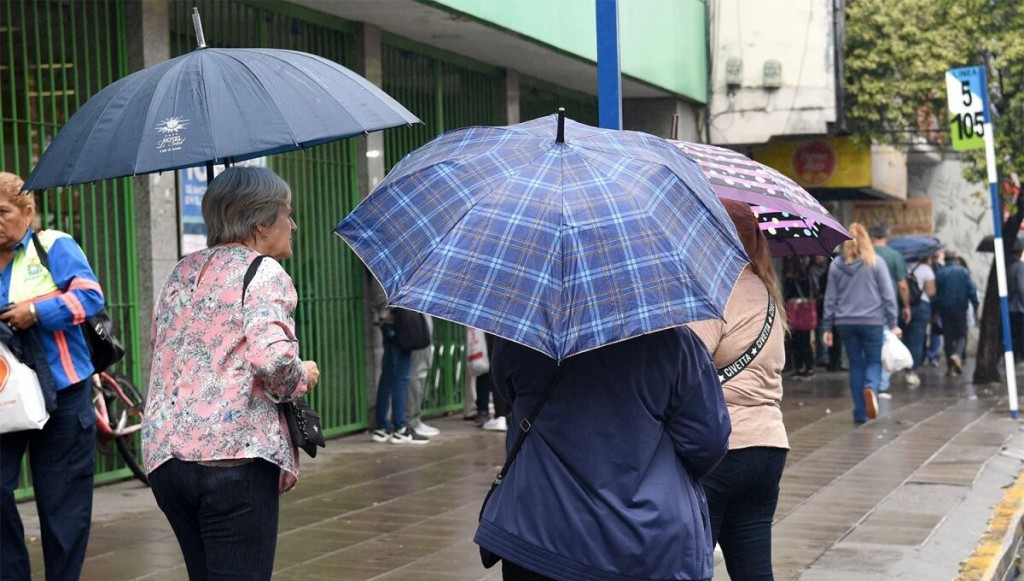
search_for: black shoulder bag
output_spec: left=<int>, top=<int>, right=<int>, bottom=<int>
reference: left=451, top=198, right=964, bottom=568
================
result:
left=477, top=362, right=569, bottom=568
left=31, top=232, right=125, bottom=374
left=242, top=256, right=326, bottom=458
left=716, top=295, right=776, bottom=383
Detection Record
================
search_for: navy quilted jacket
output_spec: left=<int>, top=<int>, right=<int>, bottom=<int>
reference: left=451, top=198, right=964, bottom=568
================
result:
left=474, top=328, right=730, bottom=581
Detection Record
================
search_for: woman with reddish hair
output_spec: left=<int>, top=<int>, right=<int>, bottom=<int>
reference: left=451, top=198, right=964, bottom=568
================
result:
left=689, top=199, right=790, bottom=580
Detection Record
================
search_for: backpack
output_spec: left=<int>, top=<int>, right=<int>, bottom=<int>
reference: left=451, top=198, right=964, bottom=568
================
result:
left=391, top=308, right=431, bottom=351
left=906, top=264, right=923, bottom=306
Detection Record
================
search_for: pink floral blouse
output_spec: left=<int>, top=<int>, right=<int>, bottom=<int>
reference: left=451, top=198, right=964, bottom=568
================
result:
left=142, top=246, right=310, bottom=486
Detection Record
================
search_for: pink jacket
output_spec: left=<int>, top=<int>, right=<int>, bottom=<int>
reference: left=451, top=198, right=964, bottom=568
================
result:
left=142, top=246, right=310, bottom=488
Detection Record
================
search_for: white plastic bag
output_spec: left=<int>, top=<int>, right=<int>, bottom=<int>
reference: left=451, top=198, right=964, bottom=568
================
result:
left=0, top=343, right=49, bottom=434
left=881, top=330, right=913, bottom=373
left=467, top=327, right=490, bottom=376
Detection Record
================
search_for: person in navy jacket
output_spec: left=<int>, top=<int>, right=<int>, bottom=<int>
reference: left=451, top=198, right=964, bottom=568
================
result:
left=475, top=328, right=730, bottom=581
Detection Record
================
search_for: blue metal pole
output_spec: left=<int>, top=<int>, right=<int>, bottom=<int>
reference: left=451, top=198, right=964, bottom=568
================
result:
left=596, top=0, right=621, bottom=130
left=979, top=66, right=1019, bottom=418
left=985, top=140, right=1019, bottom=418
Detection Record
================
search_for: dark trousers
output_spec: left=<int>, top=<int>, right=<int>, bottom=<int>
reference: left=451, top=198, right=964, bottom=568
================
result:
left=940, top=309, right=969, bottom=363
left=901, top=301, right=932, bottom=370
left=789, top=330, right=814, bottom=371
left=475, top=371, right=511, bottom=417
left=376, top=328, right=412, bottom=430
left=0, top=380, right=95, bottom=581
left=703, top=447, right=788, bottom=581
left=1011, top=312, right=1024, bottom=360
left=149, top=458, right=280, bottom=581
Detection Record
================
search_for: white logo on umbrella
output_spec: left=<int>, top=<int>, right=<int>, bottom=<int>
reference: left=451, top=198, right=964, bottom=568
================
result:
left=156, top=117, right=189, bottom=134
left=156, top=116, right=188, bottom=153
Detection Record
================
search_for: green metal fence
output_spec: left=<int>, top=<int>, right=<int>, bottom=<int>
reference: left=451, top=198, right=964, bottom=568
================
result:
left=520, top=75, right=599, bottom=126
left=1, top=0, right=141, bottom=495
left=381, top=38, right=502, bottom=416
left=170, top=0, right=368, bottom=435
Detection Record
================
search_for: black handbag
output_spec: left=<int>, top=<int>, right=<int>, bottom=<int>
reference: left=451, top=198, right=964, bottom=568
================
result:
left=281, top=400, right=326, bottom=458
left=31, top=233, right=126, bottom=373
left=243, top=256, right=326, bottom=458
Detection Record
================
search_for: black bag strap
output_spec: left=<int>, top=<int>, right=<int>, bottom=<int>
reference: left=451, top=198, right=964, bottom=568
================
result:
left=716, top=294, right=776, bottom=384
left=242, top=255, right=266, bottom=302
left=478, top=361, right=570, bottom=521
left=31, top=232, right=50, bottom=271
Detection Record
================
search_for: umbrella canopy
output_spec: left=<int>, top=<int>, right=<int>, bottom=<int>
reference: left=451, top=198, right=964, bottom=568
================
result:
left=888, top=235, right=945, bottom=262
left=976, top=234, right=1024, bottom=253
left=335, top=115, right=749, bottom=361
left=671, top=141, right=850, bottom=256
left=23, top=47, right=420, bottom=190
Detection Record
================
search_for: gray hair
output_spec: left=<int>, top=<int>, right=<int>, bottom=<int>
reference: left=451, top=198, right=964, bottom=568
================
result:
left=202, top=167, right=291, bottom=246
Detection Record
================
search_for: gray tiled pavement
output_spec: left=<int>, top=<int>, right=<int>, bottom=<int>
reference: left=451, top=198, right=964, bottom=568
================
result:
left=16, top=361, right=1024, bottom=580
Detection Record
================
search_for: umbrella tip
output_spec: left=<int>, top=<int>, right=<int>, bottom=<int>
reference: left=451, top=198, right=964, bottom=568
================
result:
left=556, top=108, right=565, bottom=144
left=192, top=7, right=207, bottom=49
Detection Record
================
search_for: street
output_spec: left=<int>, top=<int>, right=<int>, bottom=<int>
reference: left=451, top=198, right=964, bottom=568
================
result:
left=18, top=361, right=1024, bottom=580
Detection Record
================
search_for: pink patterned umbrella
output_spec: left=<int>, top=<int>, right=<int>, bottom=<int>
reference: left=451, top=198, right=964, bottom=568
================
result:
left=672, top=140, right=851, bottom=256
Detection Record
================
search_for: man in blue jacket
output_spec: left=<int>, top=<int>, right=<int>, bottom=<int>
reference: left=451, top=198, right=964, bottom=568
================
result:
left=933, top=250, right=978, bottom=376
left=475, top=328, right=730, bottom=581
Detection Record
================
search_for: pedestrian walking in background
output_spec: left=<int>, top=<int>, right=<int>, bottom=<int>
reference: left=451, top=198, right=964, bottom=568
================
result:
left=142, top=167, right=321, bottom=580
left=473, top=332, right=510, bottom=432
left=689, top=199, right=790, bottom=580
left=900, top=253, right=938, bottom=389
left=0, top=172, right=107, bottom=581
left=782, top=256, right=817, bottom=380
left=369, top=282, right=430, bottom=445
left=925, top=249, right=946, bottom=366
left=1008, top=249, right=1024, bottom=364
left=822, top=223, right=899, bottom=423
left=933, top=250, right=979, bottom=376
left=405, top=315, right=440, bottom=437
left=870, top=222, right=910, bottom=396
left=808, top=255, right=833, bottom=368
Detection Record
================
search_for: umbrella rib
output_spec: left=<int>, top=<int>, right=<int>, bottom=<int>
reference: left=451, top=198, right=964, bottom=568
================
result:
left=232, top=48, right=412, bottom=136
left=60, top=63, right=170, bottom=187
left=566, top=142, right=742, bottom=322
left=379, top=143, right=557, bottom=304
left=212, top=49, right=300, bottom=152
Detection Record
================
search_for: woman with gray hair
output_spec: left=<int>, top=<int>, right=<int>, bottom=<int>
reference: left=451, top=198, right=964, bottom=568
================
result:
left=142, top=166, right=320, bottom=580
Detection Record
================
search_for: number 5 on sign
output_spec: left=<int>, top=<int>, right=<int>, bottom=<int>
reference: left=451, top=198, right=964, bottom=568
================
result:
left=946, top=66, right=988, bottom=151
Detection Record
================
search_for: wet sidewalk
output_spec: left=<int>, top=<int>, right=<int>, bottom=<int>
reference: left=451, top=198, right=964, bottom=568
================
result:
left=17, top=363, right=1024, bottom=580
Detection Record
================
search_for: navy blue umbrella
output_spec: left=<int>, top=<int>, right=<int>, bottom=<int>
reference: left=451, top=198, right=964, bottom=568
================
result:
left=24, top=16, right=419, bottom=190
left=888, top=235, right=944, bottom=262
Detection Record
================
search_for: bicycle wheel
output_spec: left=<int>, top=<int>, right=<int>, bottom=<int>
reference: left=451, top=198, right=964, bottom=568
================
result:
left=101, top=373, right=149, bottom=485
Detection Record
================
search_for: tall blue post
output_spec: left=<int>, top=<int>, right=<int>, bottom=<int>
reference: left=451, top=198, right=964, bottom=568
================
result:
left=596, top=0, right=621, bottom=129
left=979, top=70, right=1020, bottom=418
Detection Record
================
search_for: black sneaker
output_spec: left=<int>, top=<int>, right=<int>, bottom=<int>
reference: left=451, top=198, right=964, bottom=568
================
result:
left=391, top=426, right=429, bottom=445
left=370, top=428, right=390, bottom=443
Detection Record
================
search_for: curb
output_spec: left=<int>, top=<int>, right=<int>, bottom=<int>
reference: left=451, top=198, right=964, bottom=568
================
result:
left=957, top=470, right=1024, bottom=581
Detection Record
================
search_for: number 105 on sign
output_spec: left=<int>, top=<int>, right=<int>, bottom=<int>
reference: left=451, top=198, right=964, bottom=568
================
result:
left=946, top=66, right=988, bottom=152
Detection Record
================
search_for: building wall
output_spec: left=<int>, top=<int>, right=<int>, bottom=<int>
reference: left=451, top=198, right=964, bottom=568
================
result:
left=707, top=0, right=838, bottom=145
left=431, top=0, right=709, bottom=102
left=908, top=157, right=991, bottom=292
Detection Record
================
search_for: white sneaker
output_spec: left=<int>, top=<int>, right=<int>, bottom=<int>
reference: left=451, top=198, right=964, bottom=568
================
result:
left=410, top=420, right=440, bottom=437
left=482, top=416, right=508, bottom=432
left=390, top=426, right=429, bottom=444
left=905, top=372, right=921, bottom=388
left=878, top=392, right=892, bottom=400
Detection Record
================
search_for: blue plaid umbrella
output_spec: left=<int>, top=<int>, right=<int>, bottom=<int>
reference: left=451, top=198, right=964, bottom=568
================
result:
left=335, top=114, right=749, bottom=360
